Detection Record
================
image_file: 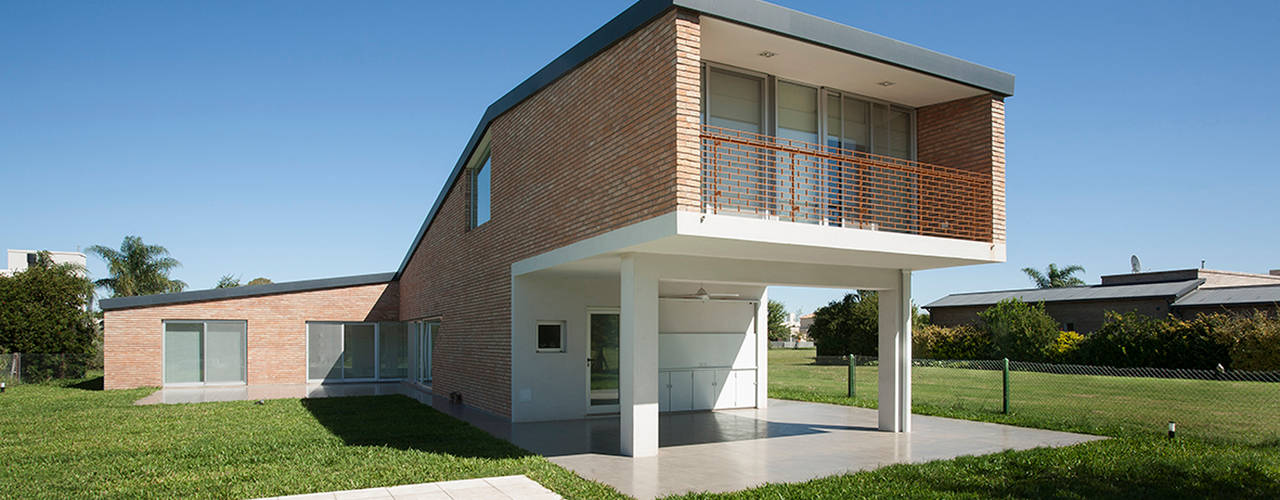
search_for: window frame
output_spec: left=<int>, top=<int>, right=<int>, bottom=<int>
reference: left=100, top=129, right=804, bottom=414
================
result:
left=161, top=319, right=248, bottom=387
left=535, top=320, right=566, bottom=353
left=469, top=145, right=493, bottom=229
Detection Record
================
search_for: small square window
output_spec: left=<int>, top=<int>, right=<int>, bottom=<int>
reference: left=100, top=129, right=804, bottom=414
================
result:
left=536, top=322, right=564, bottom=353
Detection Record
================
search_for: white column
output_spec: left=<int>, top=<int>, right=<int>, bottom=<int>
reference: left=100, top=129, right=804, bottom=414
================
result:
left=620, top=254, right=660, bottom=457
left=878, top=270, right=912, bottom=432
left=755, top=288, right=769, bottom=409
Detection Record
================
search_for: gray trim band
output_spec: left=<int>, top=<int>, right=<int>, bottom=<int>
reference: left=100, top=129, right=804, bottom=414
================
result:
left=99, top=272, right=396, bottom=311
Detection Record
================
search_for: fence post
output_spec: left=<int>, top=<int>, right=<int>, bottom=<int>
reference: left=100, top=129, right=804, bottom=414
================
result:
left=13, top=353, right=20, bottom=385
left=847, top=354, right=855, bottom=398
left=1002, top=357, right=1010, bottom=414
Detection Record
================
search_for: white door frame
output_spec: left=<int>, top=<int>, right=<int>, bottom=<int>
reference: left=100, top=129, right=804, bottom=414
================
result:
left=586, top=307, right=621, bottom=415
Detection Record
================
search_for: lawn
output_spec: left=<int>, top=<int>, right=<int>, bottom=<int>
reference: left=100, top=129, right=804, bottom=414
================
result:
left=5, top=359, right=1279, bottom=499
left=0, top=376, right=626, bottom=499
left=672, top=348, right=1280, bottom=499
left=768, top=348, right=1280, bottom=444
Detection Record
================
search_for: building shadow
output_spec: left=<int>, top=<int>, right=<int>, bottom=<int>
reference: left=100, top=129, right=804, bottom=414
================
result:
left=301, top=394, right=533, bottom=460
left=63, top=376, right=104, bottom=391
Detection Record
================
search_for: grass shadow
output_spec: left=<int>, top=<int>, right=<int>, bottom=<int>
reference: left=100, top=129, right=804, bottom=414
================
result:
left=301, top=395, right=532, bottom=460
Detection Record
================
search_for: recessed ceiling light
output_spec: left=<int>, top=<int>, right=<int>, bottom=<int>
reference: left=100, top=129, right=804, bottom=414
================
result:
left=758, top=50, right=777, bottom=58
left=878, top=81, right=896, bottom=87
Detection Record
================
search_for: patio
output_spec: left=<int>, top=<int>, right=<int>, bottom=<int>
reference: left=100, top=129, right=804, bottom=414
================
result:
left=137, top=383, right=1102, bottom=499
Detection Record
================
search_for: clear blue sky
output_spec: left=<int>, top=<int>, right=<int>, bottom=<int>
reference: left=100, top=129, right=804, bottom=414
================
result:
left=3, top=1, right=1278, bottom=314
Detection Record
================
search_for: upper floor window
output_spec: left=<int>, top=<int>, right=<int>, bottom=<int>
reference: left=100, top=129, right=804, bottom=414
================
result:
left=470, top=150, right=491, bottom=228
left=702, top=64, right=914, bottom=160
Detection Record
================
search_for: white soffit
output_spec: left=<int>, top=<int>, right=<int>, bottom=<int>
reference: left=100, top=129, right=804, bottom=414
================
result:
left=701, top=17, right=988, bottom=107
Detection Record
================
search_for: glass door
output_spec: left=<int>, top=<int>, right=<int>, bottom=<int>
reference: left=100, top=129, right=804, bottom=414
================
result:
left=420, top=320, right=437, bottom=383
left=587, top=310, right=620, bottom=413
left=704, top=66, right=767, bottom=217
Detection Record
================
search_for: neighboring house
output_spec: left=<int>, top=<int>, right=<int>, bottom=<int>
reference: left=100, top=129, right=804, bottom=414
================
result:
left=1, top=249, right=87, bottom=277
left=99, top=0, right=1013, bottom=457
left=926, top=268, right=1280, bottom=333
left=798, top=313, right=816, bottom=339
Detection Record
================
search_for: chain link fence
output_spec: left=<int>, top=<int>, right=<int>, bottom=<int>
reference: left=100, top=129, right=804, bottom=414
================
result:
left=832, top=355, right=1280, bottom=444
left=0, top=353, right=94, bottom=385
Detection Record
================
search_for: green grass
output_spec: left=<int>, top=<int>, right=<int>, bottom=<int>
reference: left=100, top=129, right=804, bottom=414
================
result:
left=0, top=376, right=625, bottom=499
left=664, top=349, right=1280, bottom=499
left=767, top=348, right=1280, bottom=444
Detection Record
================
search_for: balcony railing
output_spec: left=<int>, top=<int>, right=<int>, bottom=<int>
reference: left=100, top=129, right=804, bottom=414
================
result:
left=700, top=124, right=993, bottom=243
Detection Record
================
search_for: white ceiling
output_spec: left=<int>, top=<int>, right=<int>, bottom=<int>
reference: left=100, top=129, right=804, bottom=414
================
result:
left=700, top=17, right=988, bottom=108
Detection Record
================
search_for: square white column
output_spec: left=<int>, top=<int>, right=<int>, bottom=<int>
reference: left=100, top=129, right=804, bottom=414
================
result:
left=878, top=270, right=912, bottom=432
left=620, top=254, right=660, bottom=457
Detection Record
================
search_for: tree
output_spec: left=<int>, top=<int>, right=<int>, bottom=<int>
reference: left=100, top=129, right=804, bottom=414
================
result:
left=215, top=275, right=241, bottom=288
left=807, top=292, right=880, bottom=356
left=87, top=236, right=187, bottom=297
left=0, top=251, right=96, bottom=378
left=1021, top=263, right=1086, bottom=288
left=767, top=300, right=790, bottom=341
left=246, top=277, right=272, bottom=286
left=978, top=298, right=1061, bottom=362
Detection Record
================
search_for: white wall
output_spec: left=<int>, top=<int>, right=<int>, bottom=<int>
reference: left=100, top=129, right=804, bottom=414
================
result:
left=511, top=273, right=620, bottom=422
left=6, top=249, right=86, bottom=275
left=657, top=282, right=765, bottom=411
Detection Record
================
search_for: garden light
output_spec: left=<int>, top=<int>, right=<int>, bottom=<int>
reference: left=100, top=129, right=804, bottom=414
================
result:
left=1, top=382, right=6, bottom=393
left=1168, top=421, right=1176, bottom=439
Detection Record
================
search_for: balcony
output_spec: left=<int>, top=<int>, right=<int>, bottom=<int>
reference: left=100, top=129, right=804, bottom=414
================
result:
left=700, top=124, right=993, bottom=243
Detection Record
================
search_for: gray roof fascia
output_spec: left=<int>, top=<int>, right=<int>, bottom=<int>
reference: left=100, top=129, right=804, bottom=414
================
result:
left=392, top=0, right=1016, bottom=279
left=98, top=272, right=396, bottom=311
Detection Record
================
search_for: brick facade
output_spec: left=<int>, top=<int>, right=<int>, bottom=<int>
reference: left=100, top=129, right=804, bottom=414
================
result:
left=917, top=94, right=1007, bottom=243
left=103, top=282, right=397, bottom=389
left=397, top=10, right=696, bottom=417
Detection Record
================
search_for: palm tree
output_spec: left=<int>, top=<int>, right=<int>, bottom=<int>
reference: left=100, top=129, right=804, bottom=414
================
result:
left=1021, top=263, right=1086, bottom=288
left=87, top=236, right=187, bottom=297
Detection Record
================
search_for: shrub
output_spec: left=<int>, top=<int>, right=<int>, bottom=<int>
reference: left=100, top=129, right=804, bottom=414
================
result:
left=913, top=324, right=994, bottom=360
left=1049, top=330, right=1084, bottom=363
left=1221, top=310, right=1280, bottom=371
left=977, top=299, right=1061, bottom=362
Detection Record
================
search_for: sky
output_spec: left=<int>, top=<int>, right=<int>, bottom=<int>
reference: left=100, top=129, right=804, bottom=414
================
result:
left=2, top=0, right=1278, bottom=315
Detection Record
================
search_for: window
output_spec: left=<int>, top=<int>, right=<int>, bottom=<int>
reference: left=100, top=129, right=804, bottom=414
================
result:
left=163, top=320, right=246, bottom=385
left=26, top=253, right=37, bottom=267
left=306, top=322, right=408, bottom=382
left=536, top=321, right=565, bottom=353
left=470, top=151, right=491, bottom=228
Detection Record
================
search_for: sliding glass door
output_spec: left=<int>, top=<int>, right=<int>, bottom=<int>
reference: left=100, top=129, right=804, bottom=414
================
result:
left=409, top=320, right=437, bottom=383
left=307, top=322, right=406, bottom=383
left=163, top=320, right=246, bottom=385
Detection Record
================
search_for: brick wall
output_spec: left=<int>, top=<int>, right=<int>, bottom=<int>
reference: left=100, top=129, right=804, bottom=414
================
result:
left=917, top=94, right=1007, bottom=243
left=397, top=10, right=695, bottom=417
left=103, top=281, right=398, bottom=389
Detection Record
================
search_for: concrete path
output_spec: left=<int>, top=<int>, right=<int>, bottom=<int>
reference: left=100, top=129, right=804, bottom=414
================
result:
left=254, top=475, right=561, bottom=500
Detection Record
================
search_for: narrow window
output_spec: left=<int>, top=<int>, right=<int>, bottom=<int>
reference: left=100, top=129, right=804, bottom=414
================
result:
left=470, top=153, right=492, bottom=228
left=536, top=321, right=565, bottom=353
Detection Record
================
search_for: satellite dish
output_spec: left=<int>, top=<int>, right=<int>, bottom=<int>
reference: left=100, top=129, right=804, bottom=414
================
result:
left=1130, top=255, right=1142, bottom=273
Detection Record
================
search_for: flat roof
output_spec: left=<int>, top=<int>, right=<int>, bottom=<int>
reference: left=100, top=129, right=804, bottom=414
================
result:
left=393, top=0, right=1015, bottom=279
left=98, top=272, right=395, bottom=311
left=925, top=280, right=1204, bottom=309
left=1172, top=284, right=1280, bottom=307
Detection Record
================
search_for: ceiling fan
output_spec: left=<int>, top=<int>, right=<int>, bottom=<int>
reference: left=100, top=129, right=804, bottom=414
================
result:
left=662, top=286, right=740, bottom=303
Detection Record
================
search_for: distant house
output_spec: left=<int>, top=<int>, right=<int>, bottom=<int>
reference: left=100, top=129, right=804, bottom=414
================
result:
left=926, top=268, right=1280, bottom=332
left=1, top=249, right=87, bottom=277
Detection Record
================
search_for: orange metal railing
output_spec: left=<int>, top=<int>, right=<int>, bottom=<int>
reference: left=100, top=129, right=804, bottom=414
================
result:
left=700, top=124, right=993, bottom=242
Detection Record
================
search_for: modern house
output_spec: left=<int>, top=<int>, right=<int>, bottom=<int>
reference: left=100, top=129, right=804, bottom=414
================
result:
left=100, top=0, right=1012, bottom=457
left=926, top=268, right=1280, bottom=332
left=2, top=248, right=87, bottom=277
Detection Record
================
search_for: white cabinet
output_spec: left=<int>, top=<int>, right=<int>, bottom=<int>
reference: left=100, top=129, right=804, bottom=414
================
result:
left=733, top=370, right=756, bottom=408
left=659, top=372, right=670, bottom=412
left=659, top=368, right=755, bottom=412
left=667, top=370, right=694, bottom=411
